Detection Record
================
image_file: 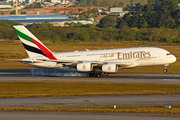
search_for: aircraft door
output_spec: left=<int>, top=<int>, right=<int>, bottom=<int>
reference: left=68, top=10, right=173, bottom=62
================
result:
left=82, top=53, right=85, bottom=60
left=158, top=54, right=162, bottom=60
left=62, top=54, right=66, bottom=60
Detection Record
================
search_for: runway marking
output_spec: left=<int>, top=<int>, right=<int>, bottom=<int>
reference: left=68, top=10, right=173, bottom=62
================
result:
left=162, top=79, right=179, bottom=81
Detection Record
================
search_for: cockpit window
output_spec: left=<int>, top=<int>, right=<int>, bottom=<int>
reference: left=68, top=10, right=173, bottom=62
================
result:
left=167, top=53, right=172, bottom=55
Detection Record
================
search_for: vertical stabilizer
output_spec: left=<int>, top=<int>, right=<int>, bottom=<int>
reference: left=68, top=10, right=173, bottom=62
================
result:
left=13, top=25, right=57, bottom=60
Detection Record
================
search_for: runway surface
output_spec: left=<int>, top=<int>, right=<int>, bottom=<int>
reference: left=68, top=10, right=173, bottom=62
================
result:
left=1, top=72, right=180, bottom=119
left=0, top=72, right=180, bottom=84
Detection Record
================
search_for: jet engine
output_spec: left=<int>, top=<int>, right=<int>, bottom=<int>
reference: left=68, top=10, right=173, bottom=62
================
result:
left=76, top=62, right=93, bottom=72
left=102, top=64, right=118, bottom=72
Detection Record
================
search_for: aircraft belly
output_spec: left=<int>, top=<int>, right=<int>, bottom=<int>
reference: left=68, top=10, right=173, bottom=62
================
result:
left=136, top=58, right=154, bottom=66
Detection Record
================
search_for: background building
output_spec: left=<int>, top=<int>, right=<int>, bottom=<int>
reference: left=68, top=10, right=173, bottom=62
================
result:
left=0, top=2, right=12, bottom=9
left=0, top=15, right=72, bottom=24
left=0, top=14, right=93, bottom=26
left=110, top=7, right=123, bottom=13
left=26, top=0, right=33, bottom=4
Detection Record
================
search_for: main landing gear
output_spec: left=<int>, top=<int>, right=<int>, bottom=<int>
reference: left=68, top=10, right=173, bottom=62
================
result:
left=86, top=72, right=109, bottom=78
left=86, top=73, right=101, bottom=77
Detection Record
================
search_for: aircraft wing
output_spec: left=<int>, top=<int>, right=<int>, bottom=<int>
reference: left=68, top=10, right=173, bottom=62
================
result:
left=9, top=59, right=134, bottom=67
left=37, top=59, right=134, bottom=67
left=115, top=62, right=133, bottom=67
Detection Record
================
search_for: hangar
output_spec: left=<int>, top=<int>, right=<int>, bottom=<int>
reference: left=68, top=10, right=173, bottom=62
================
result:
left=0, top=14, right=93, bottom=26
left=0, top=15, right=73, bottom=24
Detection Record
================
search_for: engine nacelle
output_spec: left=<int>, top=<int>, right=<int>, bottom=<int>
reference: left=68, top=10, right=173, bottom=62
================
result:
left=102, top=64, right=118, bottom=73
left=76, top=62, right=93, bottom=72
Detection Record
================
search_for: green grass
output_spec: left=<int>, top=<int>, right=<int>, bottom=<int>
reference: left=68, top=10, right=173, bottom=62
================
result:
left=0, top=82, right=180, bottom=98
left=1, top=105, right=180, bottom=114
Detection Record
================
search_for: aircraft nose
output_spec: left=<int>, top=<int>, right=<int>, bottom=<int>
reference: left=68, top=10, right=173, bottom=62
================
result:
left=172, top=55, right=177, bottom=63
left=166, top=54, right=176, bottom=63
left=170, top=55, right=177, bottom=63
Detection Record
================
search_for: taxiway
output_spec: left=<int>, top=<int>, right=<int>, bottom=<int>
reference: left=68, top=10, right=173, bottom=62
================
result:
left=0, top=94, right=180, bottom=108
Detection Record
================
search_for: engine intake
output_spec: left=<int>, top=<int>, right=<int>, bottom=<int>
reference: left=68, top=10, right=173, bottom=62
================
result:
left=102, top=64, right=118, bottom=72
left=76, top=62, right=93, bottom=72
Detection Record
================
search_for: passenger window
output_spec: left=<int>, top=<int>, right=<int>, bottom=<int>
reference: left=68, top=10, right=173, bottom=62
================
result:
left=166, top=53, right=171, bottom=55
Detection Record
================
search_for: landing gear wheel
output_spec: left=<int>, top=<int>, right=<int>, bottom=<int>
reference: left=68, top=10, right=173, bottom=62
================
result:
left=164, top=69, right=168, bottom=73
left=94, top=73, right=97, bottom=77
left=105, top=73, right=109, bottom=76
left=97, top=74, right=101, bottom=78
left=90, top=73, right=93, bottom=77
left=86, top=73, right=90, bottom=77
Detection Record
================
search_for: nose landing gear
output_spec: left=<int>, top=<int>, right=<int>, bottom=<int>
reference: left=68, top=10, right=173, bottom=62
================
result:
left=164, top=69, right=168, bottom=73
left=164, top=64, right=169, bottom=73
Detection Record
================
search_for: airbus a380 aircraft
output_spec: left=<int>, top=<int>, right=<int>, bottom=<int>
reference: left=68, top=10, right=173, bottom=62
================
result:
left=13, top=25, right=177, bottom=77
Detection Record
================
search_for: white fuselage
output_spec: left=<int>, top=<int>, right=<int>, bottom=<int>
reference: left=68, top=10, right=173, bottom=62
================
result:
left=23, top=47, right=176, bottom=72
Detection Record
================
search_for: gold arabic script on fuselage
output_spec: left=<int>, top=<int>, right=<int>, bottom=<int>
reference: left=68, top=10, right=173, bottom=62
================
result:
left=118, top=51, right=151, bottom=59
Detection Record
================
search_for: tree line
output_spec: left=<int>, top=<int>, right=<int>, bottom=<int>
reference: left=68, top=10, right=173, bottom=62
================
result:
left=76, top=0, right=147, bottom=7
left=118, top=0, right=180, bottom=28
left=148, top=0, right=180, bottom=5
left=0, top=21, right=180, bottom=44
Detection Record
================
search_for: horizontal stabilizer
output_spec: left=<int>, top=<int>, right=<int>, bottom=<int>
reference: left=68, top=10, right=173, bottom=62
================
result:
left=8, top=59, right=43, bottom=63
